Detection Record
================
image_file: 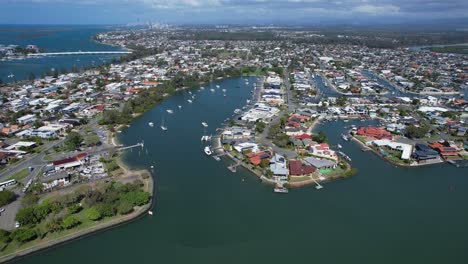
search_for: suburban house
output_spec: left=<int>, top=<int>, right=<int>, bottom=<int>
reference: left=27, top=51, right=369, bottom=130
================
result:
left=289, top=160, right=316, bottom=176
left=41, top=171, right=71, bottom=190
left=52, top=153, right=88, bottom=171
left=269, top=153, right=289, bottom=181
left=357, top=126, right=393, bottom=140
left=303, top=157, right=337, bottom=170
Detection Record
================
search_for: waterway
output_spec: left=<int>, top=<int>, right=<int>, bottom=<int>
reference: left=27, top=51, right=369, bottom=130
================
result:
left=15, top=76, right=468, bottom=264
left=0, top=25, right=122, bottom=82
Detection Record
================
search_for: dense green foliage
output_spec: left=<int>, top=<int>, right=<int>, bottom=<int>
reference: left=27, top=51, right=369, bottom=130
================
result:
left=0, top=190, right=15, bottom=207
left=7, top=181, right=150, bottom=247
left=405, top=124, right=430, bottom=139
left=63, top=132, right=83, bottom=151
left=312, top=131, right=328, bottom=144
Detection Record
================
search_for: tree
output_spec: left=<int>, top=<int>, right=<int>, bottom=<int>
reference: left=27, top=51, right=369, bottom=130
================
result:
left=16, top=207, right=38, bottom=225
left=11, top=228, right=37, bottom=243
left=313, top=131, right=328, bottom=143
left=85, top=207, right=102, bottom=221
left=68, top=204, right=82, bottom=214
left=0, top=190, right=15, bottom=207
left=260, top=158, right=270, bottom=168
left=336, top=96, right=347, bottom=106
left=405, top=124, right=430, bottom=139
left=0, top=229, right=11, bottom=243
left=255, top=122, right=266, bottom=133
left=84, top=134, right=100, bottom=147
left=61, top=216, right=80, bottom=229
left=63, top=131, right=83, bottom=151
left=122, top=192, right=151, bottom=206
left=95, top=204, right=116, bottom=217
left=117, top=201, right=134, bottom=215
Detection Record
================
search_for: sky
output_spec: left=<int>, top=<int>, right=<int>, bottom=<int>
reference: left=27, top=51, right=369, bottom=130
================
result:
left=1, top=0, right=467, bottom=25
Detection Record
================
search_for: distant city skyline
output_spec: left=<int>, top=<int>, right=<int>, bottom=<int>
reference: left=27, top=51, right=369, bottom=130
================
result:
left=1, top=0, right=468, bottom=25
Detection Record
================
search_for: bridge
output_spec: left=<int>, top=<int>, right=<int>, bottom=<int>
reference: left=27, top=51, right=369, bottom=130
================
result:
left=27, top=51, right=132, bottom=57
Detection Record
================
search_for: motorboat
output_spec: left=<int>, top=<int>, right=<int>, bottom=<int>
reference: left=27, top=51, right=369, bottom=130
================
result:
left=204, top=146, right=212, bottom=156
left=178, top=105, right=182, bottom=109
left=274, top=187, right=289, bottom=193
left=216, top=85, right=220, bottom=88
left=201, top=122, right=208, bottom=127
left=187, top=99, right=193, bottom=103
left=210, top=88, right=215, bottom=92
left=148, top=122, right=154, bottom=127
left=166, top=109, right=174, bottom=114
left=341, top=134, right=349, bottom=141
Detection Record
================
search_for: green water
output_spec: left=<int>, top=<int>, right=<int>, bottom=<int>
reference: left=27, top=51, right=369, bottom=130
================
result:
left=16, top=77, right=468, bottom=264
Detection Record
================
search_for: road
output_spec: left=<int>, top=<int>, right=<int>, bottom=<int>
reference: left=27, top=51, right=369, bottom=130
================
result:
left=256, top=66, right=298, bottom=159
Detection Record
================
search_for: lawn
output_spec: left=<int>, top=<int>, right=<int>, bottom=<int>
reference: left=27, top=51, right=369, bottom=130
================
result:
left=7, top=168, right=30, bottom=181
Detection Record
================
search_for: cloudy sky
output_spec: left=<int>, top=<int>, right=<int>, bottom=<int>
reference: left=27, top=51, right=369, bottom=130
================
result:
left=1, top=0, right=467, bottom=25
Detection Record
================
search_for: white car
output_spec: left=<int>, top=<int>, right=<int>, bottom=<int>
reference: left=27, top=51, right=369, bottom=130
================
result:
left=0, top=208, right=5, bottom=214
left=15, top=222, right=20, bottom=228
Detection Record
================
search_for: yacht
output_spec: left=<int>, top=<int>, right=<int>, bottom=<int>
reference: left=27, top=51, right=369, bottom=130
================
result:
left=187, top=99, right=193, bottom=103
left=148, top=122, right=154, bottom=127
left=274, top=187, right=289, bottom=193
left=204, top=146, right=212, bottom=156
left=201, top=122, right=208, bottom=127
left=166, top=109, right=174, bottom=114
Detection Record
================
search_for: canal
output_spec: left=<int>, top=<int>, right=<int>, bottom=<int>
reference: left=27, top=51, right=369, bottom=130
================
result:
left=17, top=76, right=468, bottom=264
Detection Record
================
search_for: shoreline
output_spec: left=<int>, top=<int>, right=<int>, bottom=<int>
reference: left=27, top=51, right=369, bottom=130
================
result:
left=0, top=128, right=154, bottom=263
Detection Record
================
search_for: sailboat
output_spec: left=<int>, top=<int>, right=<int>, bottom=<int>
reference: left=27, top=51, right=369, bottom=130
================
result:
left=160, top=117, right=168, bottom=131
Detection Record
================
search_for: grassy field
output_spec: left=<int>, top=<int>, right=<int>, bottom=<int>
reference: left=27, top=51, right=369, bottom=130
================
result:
left=7, top=168, right=30, bottom=181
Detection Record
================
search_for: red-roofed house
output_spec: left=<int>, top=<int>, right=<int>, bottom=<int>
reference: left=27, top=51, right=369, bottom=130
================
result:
left=357, top=127, right=392, bottom=140
left=52, top=153, right=88, bottom=170
left=429, top=142, right=459, bottom=157
left=295, top=134, right=312, bottom=140
left=289, top=160, right=316, bottom=176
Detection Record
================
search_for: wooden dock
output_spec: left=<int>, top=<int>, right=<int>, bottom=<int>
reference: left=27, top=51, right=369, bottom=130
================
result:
left=227, top=161, right=241, bottom=173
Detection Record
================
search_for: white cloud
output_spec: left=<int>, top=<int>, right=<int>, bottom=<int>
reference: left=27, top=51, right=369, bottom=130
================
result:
left=353, top=4, right=400, bottom=14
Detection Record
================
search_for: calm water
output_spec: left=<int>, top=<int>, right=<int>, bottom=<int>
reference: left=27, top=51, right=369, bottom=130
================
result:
left=0, top=25, right=122, bottom=82
left=16, top=77, right=468, bottom=264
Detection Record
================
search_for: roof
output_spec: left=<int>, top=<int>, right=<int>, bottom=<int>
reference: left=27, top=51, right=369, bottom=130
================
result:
left=304, top=157, right=336, bottom=169
left=289, top=160, right=316, bottom=176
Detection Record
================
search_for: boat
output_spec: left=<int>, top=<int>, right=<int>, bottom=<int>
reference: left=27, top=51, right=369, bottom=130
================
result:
left=201, top=135, right=211, bottom=141
left=337, top=144, right=342, bottom=149
left=216, top=85, right=220, bottom=88
left=210, top=88, right=215, bottom=92
left=204, top=146, right=212, bottom=156
left=160, top=117, right=168, bottom=131
left=201, top=122, right=208, bottom=127
left=341, top=134, right=349, bottom=141
left=148, top=122, right=154, bottom=127
left=222, top=89, right=226, bottom=92
left=148, top=210, right=153, bottom=216
left=315, top=185, right=323, bottom=190
left=274, top=187, right=289, bottom=193
left=188, top=91, right=192, bottom=94
left=200, top=86, right=205, bottom=90
left=234, top=109, right=242, bottom=114
left=246, top=99, right=251, bottom=104
left=166, top=109, right=174, bottom=114
left=187, top=99, right=193, bottom=103
left=178, top=105, right=182, bottom=109
left=213, top=156, right=221, bottom=161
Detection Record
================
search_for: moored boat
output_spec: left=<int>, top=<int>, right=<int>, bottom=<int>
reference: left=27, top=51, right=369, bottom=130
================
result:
left=204, top=146, right=212, bottom=156
left=274, top=187, right=289, bottom=193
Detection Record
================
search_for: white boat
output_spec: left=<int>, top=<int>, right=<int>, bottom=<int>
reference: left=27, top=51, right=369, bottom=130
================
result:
left=201, top=122, right=208, bottom=127
left=188, top=91, right=192, bottom=94
left=178, top=105, right=182, bottom=109
left=274, top=187, right=289, bottom=193
left=246, top=99, right=251, bottom=104
left=210, top=88, right=215, bottom=92
left=216, top=85, right=220, bottom=88
left=337, top=144, right=342, bottom=149
left=148, top=122, right=154, bottom=127
left=234, top=109, right=242, bottom=114
left=148, top=210, right=153, bottom=216
left=187, top=99, right=193, bottom=103
left=213, top=156, right=221, bottom=161
left=222, top=89, right=226, bottom=92
left=204, top=146, right=212, bottom=156
left=160, top=117, right=168, bottom=131
left=201, top=135, right=211, bottom=141
left=341, top=134, right=349, bottom=141
left=200, top=86, right=205, bottom=90
left=166, top=109, right=174, bottom=114
left=315, top=185, right=323, bottom=190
